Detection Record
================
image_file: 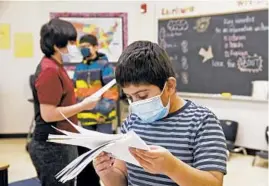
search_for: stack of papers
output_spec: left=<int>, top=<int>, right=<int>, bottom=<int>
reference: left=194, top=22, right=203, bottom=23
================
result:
left=47, top=79, right=149, bottom=183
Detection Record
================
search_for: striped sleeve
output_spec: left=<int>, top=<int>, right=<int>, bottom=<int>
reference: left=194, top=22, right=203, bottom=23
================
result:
left=120, top=114, right=137, bottom=134
left=193, top=112, right=227, bottom=174
left=120, top=116, right=130, bottom=134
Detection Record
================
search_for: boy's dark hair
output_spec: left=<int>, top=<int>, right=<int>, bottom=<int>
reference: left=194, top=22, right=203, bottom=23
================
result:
left=79, top=34, right=98, bottom=46
left=40, top=18, right=77, bottom=57
left=116, top=41, right=176, bottom=90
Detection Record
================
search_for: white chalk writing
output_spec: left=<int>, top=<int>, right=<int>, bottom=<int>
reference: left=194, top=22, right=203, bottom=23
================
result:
left=228, top=41, right=244, bottom=49
left=224, top=50, right=249, bottom=58
left=167, top=19, right=189, bottom=33
left=227, top=59, right=236, bottom=68
left=223, top=35, right=247, bottom=42
left=165, top=43, right=174, bottom=48
left=234, top=16, right=255, bottom=24
left=181, top=40, right=188, bottom=53
left=181, top=56, right=189, bottom=70
left=223, top=18, right=234, bottom=25
left=228, top=25, right=253, bottom=33
left=181, top=72, right=189, bottom=84
left=237, top=54, right=263, bottom=73
left=230, top=50, right=248, bottom=57
left=212, top=60, right=225, bottom=67
left=254, top=22, right=269, bottom=31
left=223, top=28, right=228, bottom=33
left=169, top=55, right=179, bottom=61
left=159, top=40, right=167, bottom=49
left=159, top=27, right=166, bottom=40
left=215, top=27, right=222, bottom=33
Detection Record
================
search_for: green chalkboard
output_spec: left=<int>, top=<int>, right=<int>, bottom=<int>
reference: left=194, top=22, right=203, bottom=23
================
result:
left=158, top=9, right=268, bottom=96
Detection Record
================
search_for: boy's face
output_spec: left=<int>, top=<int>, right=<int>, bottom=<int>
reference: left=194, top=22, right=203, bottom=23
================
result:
left=122, top=78, right=176, bottom=107
left=79, top=42, right=98, bottom=60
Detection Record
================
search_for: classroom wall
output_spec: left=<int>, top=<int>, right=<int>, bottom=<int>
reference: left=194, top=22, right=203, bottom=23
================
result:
left=0, top=1, right=268, bottom=151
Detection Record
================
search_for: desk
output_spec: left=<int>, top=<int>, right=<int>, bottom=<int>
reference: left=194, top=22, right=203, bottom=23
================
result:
left=0, top=163, right=9, bottom=186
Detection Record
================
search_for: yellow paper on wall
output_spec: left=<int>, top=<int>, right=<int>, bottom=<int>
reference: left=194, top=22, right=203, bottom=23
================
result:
left=0, top=24, right=11, bottom=49
left=14, top=33, right=33, bottom=57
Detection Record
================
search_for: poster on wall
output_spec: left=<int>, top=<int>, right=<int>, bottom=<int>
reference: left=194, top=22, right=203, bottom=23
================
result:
left=50, top=12, right=128, bottom=63
left=0, top=23, right=10, bottom=49
left=14, top=33, right=34, bottom=58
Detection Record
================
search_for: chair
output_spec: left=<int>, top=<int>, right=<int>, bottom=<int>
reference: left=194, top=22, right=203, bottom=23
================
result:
left=0, top=163, right=9, bottom=186
left=26, top=75, right=36, bottom=152
left=219, top=120, right=247, bottom=158
left=252, top=126, right=268, bottom=166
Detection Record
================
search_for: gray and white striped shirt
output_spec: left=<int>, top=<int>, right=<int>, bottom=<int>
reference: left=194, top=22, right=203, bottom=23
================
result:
left=121, top=100, right=227, bottom=186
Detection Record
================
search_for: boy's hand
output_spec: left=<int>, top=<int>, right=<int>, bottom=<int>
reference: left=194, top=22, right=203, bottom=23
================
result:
left=97, top=116, right=106, bottom=123
left=129, top=146, right=175, bottom=175
left=93, top=152, right=115, bottom=177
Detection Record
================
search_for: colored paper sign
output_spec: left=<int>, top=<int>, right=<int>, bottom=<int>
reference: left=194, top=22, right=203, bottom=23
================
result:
left=14, top=33, right=33, bottom=58
left=0, top=24, right=11, bottom=49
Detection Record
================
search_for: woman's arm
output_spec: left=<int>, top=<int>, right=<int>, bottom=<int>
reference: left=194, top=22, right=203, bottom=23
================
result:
left=40, top=100, right=95, bottom=122
left=35, top=67, right=98, bottom=122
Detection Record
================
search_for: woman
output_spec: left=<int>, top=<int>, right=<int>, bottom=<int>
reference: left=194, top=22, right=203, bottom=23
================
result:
left=29, top=19, right=97, bottom=186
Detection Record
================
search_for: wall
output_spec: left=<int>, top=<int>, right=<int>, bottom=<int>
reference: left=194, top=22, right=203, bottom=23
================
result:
left=0, top=1, right=268, bottom=151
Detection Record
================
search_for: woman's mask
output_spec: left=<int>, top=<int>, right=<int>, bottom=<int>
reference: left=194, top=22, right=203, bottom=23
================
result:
left=60, top=45, right=83, bottom=63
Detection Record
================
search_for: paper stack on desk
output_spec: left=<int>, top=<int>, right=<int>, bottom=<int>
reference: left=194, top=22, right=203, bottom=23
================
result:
left=47, top=79, right=149, bottom=183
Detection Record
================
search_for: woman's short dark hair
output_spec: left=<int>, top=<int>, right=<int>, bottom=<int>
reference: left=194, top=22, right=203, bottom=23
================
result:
left=40, top=18, right=77, bottom=57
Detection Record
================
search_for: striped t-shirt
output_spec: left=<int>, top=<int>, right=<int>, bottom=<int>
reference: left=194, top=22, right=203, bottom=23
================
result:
left=121, top=100, right=227, bottom=186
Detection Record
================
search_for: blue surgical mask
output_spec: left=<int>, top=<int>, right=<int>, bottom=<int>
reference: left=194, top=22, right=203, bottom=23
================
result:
left=129, top=84, right=170, bottom=123
left=61, top=45, right=83, bottom=63
left=80, top=47, right=91, bottom=58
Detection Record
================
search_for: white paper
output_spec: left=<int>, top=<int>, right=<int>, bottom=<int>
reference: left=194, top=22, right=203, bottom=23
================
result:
left=77, top=79, right=116, bottom=103
left=89, top=79, right=116, bottom=100
left=48, top=109, right=149, bottom=183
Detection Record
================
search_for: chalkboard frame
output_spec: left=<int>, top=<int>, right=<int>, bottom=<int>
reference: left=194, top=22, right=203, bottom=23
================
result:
left=158, top=8, right=268, bottom=99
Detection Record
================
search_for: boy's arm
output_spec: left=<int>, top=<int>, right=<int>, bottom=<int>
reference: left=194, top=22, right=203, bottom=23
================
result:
left=102, top=62, right=119, bottom=101
left=73, top=64, right=91, bottom=102
left=168, top=113, right=226, bottom=186
left=95, top=62, right=119, bottom=119
left=131, top=113, right=227, bottom=186
left=166, top=159, right=224, bottom=186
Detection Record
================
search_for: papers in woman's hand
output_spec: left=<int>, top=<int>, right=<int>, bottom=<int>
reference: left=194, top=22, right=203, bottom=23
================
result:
left=79, top=79, right=116, bottom=103
left=47, top=111, right=149, bottom=183
left=89, top=79, right=117, bottom=100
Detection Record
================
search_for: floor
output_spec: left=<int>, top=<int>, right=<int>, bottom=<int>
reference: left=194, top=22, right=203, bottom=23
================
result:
left=0, top=139, right=268, bottom=186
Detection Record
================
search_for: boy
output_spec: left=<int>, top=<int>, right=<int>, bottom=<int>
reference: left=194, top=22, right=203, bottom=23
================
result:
left=93, top=41, right=227, bottom=186
left=74, top=34, right=118, bottom=132
left=73, top=34, right=118, bottom=186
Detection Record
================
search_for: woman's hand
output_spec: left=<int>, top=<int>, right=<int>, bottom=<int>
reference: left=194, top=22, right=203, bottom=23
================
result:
left=80, top=96, right=99, bottom=110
